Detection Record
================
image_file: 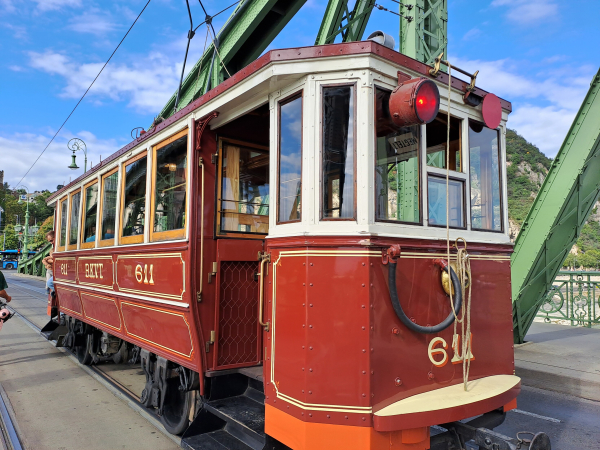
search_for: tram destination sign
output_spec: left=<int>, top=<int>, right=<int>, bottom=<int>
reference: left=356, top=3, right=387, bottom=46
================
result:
left=389, top=132, right=418, bottom=155
left=77, top=256, right=114, bottom=289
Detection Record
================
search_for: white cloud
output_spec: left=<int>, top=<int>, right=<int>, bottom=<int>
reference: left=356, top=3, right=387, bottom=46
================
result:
left=0, top=131, right=122, bottom=192
left=28, top=50, right=182, bottom=113
left=9, top=65, right=24, bottom=72
left=451, top=56, right=592, bottom=157
left=491, top=0, right=558, bottom=25
left=68, top=10, right=118, bottom=35
left=32, top=0, right=81, bottom=12
left=462, top=28, right=481, bottom=41
left=508, top=105, right=574, bottom=158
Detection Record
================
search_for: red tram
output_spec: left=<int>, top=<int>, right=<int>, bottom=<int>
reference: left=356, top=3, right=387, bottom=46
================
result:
left=45, top=39, right=548, bottom=450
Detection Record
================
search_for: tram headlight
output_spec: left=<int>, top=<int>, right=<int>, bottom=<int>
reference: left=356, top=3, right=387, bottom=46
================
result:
left=389, top=77, right=440, bottom=127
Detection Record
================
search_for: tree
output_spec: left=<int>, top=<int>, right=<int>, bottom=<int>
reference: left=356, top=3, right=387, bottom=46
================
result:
left=29, top=216, right=54, bottom=250
left=2, top=224, right=18, bottom=250
left=563, top=253, right=575, bottom=269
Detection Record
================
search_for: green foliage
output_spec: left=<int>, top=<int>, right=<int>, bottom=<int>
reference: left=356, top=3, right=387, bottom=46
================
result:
left=576, top=221, right=600, bottom=253
left=505, top=129, right=552, bottom=226
left=29, top=216, right=54, bottom=251
left=2, top=224, right=18, bottom=250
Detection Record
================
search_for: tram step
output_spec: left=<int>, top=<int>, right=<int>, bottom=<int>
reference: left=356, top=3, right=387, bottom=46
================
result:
left=182, top=372, right=270, bottom=450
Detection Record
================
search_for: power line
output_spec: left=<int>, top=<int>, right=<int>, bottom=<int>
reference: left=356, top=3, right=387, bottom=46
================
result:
left=15, top=0, right=152, bottom=188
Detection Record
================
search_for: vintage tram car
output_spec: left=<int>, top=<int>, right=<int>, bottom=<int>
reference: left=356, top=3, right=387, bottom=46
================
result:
left=46, top=38, right=539, bottom=450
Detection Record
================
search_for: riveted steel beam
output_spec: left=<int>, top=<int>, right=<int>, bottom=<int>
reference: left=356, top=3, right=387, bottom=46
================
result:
left=511, top=69, right=600, bottom=343
left=400, top=0, right=447, bottom=66
left=159, top=0, right=307, bottom=119
left=315, top=0, right=376, bottom=45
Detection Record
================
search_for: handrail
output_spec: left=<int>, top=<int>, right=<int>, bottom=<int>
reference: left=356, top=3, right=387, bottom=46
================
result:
left=257, top=252, right=270, bottom=332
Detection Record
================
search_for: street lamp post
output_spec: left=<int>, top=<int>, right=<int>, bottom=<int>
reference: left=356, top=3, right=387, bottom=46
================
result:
left=68, top=138, right=87, bottom=172
left=16, top=185, right=30, bottom=262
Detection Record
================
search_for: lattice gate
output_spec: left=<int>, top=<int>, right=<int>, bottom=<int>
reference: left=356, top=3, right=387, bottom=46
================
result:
left=216, top=261, right=261, bottom=368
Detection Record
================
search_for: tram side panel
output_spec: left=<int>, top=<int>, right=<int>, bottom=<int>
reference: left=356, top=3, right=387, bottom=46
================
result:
left=53, top=243, right=203, bottom=373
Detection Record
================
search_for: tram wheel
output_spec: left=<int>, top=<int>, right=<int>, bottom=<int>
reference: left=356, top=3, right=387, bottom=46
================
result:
left=160, top=376, right=193, bottom=435
left=75, top=333, right=93, bottom=366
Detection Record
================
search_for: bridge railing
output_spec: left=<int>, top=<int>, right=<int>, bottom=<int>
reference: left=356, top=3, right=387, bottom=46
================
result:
left=538, top=270, right=600, bottom=327
left=17, top=242, right=52, bottom=277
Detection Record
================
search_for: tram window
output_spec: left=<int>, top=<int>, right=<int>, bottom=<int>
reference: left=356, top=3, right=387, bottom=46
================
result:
left=427, top=176, right=464, bottom=228
left=100, top=169, right=118, bottom=245
left=152, top=131, right=188, bottom=240
left=278, top=94, right=302, bottom=223
left=121, top=153, right=147, bottom=243
left=469, top=121, right=502, bottom=231
left=322, top=85, right=355, bottom=219
left=81, top=182, right=99, bottom=248
left=59, top=198, right=68, bottom=248
left=219, top=141, right=269, bottom=234
left=374, top=87, right=420, bottom=223
left=426, top=113, right=462, bottom=172
left=68, top=190, right=81, bottom=248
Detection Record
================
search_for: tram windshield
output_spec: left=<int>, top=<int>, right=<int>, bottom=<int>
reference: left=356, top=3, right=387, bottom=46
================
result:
left=375, top=87, right=421, bottom=223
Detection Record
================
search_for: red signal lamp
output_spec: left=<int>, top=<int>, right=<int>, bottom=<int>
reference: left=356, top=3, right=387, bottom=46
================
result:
left=389, top=77, right=440, bottom=127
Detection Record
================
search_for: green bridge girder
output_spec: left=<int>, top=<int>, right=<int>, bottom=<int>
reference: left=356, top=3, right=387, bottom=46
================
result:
left=159, top=0, right=308, bottom=119
left=17, top=242, right=52, bottom=277
left=315, top=0, right=375, bottom=45
left=159, top=0, right=443, bottom=120
left=400, top=0, right=447, bottom=66
left=511, top=69, right=600, bottom=343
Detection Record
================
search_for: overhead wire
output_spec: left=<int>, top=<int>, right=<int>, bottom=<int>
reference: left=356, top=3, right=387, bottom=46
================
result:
left=14, top=0, right=152, bottom=188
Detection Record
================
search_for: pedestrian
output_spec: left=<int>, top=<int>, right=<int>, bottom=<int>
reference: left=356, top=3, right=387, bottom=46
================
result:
left=42, top=231, right=55, bottom=294
left=0, top=269, right=11, bottom=304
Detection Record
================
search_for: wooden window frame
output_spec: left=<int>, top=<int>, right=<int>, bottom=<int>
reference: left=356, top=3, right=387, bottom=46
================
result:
left=216, top=137, right=270, bottom=239
left=66, top=189, right=82, bottom=251
left=119, top=151, right=148, bottom=245
left=319, top=83, right=357, bottom=221
left=56, top=196, right=68, bottom=251
left=80, top=179, right=99, bottom=250
left=277, top=91, right=303, bottom=224
left=150, top=128, right=189, bottom=242
left=98, top=167, right=119, bottom=248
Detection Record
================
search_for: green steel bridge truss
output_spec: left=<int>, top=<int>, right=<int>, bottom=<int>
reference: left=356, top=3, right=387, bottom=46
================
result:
left=17, top=242, right=52, bottom=277
left=511, top=69, right=600, bottom=343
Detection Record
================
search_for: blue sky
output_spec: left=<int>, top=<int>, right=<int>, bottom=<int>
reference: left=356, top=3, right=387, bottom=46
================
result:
left=1, top=0, right=598, bottom=191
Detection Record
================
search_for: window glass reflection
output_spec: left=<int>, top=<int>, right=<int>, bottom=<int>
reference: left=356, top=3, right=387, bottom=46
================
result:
left=322, top=86, right=354, bottom=219
left=60, top=199, right=67, bottom=246
left=154, top=136, right=187, bottom=234
left=428, top=176, right=464, bottom=228
left=220, top=143, right=269, bottom=234
left=278, top=95, right=302, bottom=222
left=69, top=192, right=81, bottom=245
left=469, top=121, right=502, bottom=231
left=426, top=113, right=462, bottom=171
left=122, top=156, right=147, bottom=238
left=101, top=172, right=118, bottom=241
left=83, top=184, right=98, bottom=243
left=375, top=87, right=420, bottom=223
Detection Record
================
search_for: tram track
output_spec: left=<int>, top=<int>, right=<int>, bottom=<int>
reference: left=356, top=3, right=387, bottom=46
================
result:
left=3, top=276, right=181, bottom=447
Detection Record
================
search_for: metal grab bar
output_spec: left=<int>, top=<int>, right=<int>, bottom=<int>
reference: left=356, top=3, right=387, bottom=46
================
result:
left=258, top=252, right=271, bottom=332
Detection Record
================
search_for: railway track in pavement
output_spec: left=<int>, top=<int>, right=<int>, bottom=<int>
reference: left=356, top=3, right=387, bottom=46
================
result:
left=2, top=273, right=180, bottom=449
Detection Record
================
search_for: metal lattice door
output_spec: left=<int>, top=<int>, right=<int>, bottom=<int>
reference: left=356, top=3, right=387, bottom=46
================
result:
left=216, top=261, right=260, bottom=368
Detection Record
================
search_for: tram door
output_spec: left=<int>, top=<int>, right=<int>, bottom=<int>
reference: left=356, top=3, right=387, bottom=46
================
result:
left=212, top=138, right=269, bottom=370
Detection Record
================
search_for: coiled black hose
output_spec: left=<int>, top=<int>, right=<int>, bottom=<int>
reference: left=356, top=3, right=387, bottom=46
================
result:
left=388, top=261, right=462, bottom=334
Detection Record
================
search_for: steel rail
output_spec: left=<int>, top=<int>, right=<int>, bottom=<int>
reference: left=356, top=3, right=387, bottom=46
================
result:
left=3, top=283, right=180, bottom=446
left=0, top=385, right=23, bottom=450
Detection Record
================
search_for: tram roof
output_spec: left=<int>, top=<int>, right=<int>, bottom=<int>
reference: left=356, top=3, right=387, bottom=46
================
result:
left=47, top=40, right=512, bottom=205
